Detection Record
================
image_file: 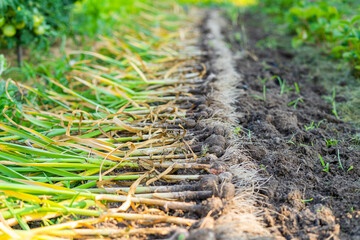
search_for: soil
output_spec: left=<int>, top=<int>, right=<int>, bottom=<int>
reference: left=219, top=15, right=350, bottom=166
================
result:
left=218, top=10, right=360, bottom=240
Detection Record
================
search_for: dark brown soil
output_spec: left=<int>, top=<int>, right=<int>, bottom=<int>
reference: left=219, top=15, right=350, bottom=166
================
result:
left=223, top=11, right=360, bottom=240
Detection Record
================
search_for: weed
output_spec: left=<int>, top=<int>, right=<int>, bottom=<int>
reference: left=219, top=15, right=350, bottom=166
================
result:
left=273, top=76, right=292, bottom=96
left=319, top=154, right=329, bottom=172
left=301, top=198, right=313, bottom=204
left=234, top=32, right=242, bottom=43
left=294, top=82, right=300, bottom=94
left=323, top=88, right=339, bottom=119
left=304, top=121, right=315, bottom=131
left=337, top=149, right=344, bottom=171
left=287, top=133, right=296, bottom=145
left=316, top=206, right=325, bottom=212
left=288, top=97, right=304, bottom=109
left=263, top=85, right=266, bottom=101
left=305, top=120, right=325, bottom=131
left=234, top=126, right=241, bottom=135
left=259, top=77, right=268, bottom=84
left=315, top=119, right=325, bottom=128
left=347, top=166, right=354, bottom=172
left=325, top=138, right=338, bottom=147
left=251, top=85, right=267, bottom=101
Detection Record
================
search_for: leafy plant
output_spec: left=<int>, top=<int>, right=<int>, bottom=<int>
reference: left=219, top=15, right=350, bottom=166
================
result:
left=319, top=154, right=329, bottom=172
left=337, top=149, right=344, bottom=171
left=288, top=97, right=304, bottom=109
left=258, top=0, right=360, bottom=76
left=304, top=121, right=315, bottom=131
left=323, top=88, right=339, bottom=119
left=251, top=85, right=267, bottom=101
left=273, top=76, right=292, bottom=95
left=0, top=0, right=76, bottom=65
left=325, top=138, right=338, bottom=147
left=301, top=198, right=313, bottom=204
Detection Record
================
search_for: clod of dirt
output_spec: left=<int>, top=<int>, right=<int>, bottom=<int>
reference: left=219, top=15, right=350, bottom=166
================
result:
left=208, top=145, right=225, bottom=157
left=205, top=134, right=226, bottom=149
left=184, top=119, right=197, bottom=128
left=220, top=183, right=236, bottom=200
left=190, top=144, right=202, bottom=152
left=210, top=162, right=226, bottom=175
left=272, top=112, right=299, bottom=134
left=203, top=197, right=224, bottom=216
left=197, top=154, right=218, bottom=163
left=192, top=96, right=207, bottom=106
left=186, top=229, right=216, bottom=240
left=195, top=121, right=207, bottom=131
left=287, top=190, right=304, bottom=211
left=212, top=125, right=226, bottom=136
left=247, top=144, right=267, bottom=161
left=199, top=175, right=219, bottom=191
left=218, top=148, right=244, bottom=164
left=218, top=172, right=233, bottom=183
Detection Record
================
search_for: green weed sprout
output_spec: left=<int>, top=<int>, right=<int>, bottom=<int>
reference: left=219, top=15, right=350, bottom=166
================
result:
left=325, top=138, right=338, bottom=147
left=337, top=149, right=344, bottom=171
left=304, top=121, right=315, bottom=131
left=319, top=154, right=329, bottom=172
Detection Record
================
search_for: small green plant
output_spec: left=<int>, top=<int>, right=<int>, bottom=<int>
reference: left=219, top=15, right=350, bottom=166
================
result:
left=288, top=97, right=304, bottom=109
left=315, top=119, right=325, bottom=128
left=287, top=82, right=304, bottom=109
left=301, top=198, right=313, bottom=204
left=294, top=82, right=300, bottom=94
left=319, top=154, right=329, bottom=172
left=323, top=88, right=339, bottom=119
left=337, top=149, right=344, bottom=171
left=234, top=126, right=241, bottom=135
left=251, top=85, right=267, bottom=101
left=347, top=166, right=354, bottom=172
left=273, top=76, right=292, bottom=96
left=305, top=120, right=326, bottom=131
left=316, top=206, right=325, bottom=212
left=263, top=85, right=266, bottom=101
left=325, top=138, right=338, bottom=147
left=287, top=133, right=296, bottom=145
left=304, top=121, right=315, bottom=131
left=350, top=206, right=354, bottom=213
left=331, top=89, right=339, bottom=119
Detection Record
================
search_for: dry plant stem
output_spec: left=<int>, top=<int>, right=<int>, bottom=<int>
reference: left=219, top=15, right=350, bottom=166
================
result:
left=97, top=184, right=201, bottom=194
left=45, top=227, right=176, bottom=237
left=97, top=190, right=213, bottom=201
left=107, top=196, right=203, bottom=213
left=106, top=212, right=196, bottom=225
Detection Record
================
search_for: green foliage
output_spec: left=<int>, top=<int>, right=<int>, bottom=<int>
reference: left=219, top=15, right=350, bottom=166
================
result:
left=258, top=0, right=360, bottom=76
left=325, top=138, right=338, bottom=148
left=319, top=154, right=329, bottom=172
left=0, top=0, right=75, bottom=50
